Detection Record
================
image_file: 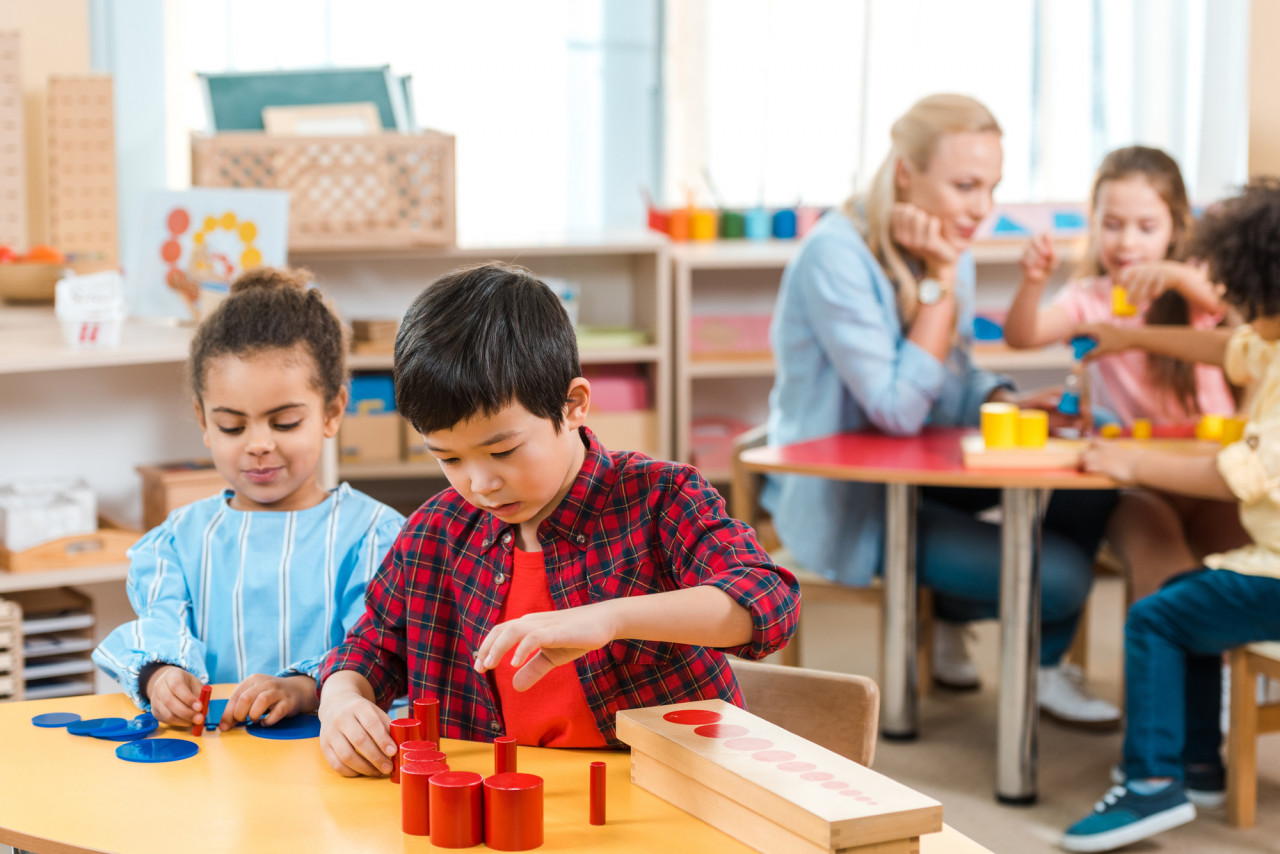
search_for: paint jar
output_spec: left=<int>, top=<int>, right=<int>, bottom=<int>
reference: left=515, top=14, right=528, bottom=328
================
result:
left=980, top=402, right=1019, bottom=448
left=690, top=208, right=717, bottom=241
left=667, top=209, right=691, bottom=242
left=772, top=208, right=797, bottom=239
left=744, top=208, right=770, bottom=241
left=796, top=206, right=823, bottom=237
left=647, top=207, right=669, bottom=234
left=720, top=210, right=745, bottom=239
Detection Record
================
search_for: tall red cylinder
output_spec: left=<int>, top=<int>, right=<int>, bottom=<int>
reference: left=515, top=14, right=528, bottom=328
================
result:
left=589, top=761, right=607, bottom=825
left=401, top=760, right=436, bottom=835
left=494, top=735, right=517, bottom=775
left=414, top=696, right=441, bottom=746
left=483, top=772, right=544, bottom=851
left=429, top=770, right=483, bottom=848
left=389, top=718, right=424, bottom=783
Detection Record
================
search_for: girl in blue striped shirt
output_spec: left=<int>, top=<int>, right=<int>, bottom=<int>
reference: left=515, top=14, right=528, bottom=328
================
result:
left=93, top=268, right=404, bottom=731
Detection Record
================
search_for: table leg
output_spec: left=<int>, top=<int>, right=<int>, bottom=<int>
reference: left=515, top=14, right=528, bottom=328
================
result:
left=881, top=482, right=919, bottom=740
left=996, top=487, right=1045, bottom=804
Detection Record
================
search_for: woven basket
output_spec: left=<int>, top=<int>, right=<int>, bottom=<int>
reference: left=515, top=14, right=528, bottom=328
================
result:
left=192, top=132, right=456, bottom=251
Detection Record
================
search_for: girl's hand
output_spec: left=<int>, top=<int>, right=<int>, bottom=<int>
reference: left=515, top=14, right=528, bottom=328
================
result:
left=218, top=673, right=317, bottom=730
left=1019, top=233, right=1058, bottom=288
left=1081, top=440, right=1141, bottom=484
left=891, top=203, right=960, bottom=278
left=474, top=603, right=618, bottom=692
left=144, top=664, right=204, bottom=726
left=1116, top=260, right=1185, bottom=304
left=1073, top=323, right=1133, bottom=359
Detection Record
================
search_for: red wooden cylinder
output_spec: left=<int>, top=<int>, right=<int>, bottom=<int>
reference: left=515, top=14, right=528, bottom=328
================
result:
left=483, top=772, right=544, bottom=851
left=429, top=770, right=483, bottom=848
left=494, top=735, right=517, bottom=775
left=414, top=696, right=441, bottom=746
left=389, top=718, right=424, bottom=783
left=402, top=748, right=447, bottom=767
left=193, top=684, right=212, bottom=736
left=398, top=739, right=437, bottom=758
left=401, top=760, right=437, bottom=836
left=589, top=761, right=607, bottom=825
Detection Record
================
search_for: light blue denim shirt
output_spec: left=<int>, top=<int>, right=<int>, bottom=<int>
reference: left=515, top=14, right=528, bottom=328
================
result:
left=762, top=211, right=1012, bottom=586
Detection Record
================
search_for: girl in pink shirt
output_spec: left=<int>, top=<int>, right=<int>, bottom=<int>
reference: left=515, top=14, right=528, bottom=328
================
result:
left=1004, top=146, right=1246, bottom=600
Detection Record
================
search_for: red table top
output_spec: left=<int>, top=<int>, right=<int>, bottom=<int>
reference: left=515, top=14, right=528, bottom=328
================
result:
left=740, top=427, right=1118, bottom=490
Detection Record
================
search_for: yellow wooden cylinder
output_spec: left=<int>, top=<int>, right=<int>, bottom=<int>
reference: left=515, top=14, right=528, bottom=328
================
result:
left=1016, top=409, right=1048, bottom=448
left=980, top=402, right=1019, bottom=448
left=1221, top=415, right=1247, bottom=445
left=1197, top=414, right=1224, bottom=441
left=1112, top=284, right=1138, bottom=317
left=1132, top=418, right=1152, bottom=440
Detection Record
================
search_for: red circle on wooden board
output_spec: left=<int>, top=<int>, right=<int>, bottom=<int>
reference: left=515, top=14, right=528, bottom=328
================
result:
left=751, top=750, right=796, bottom=762
left=776, top=761, right=817, bottom=773
left=821, top=780, right=849, bottom=790
left=693, top=723, right=749, bottom=739
left=800, top=771, right=834, bottom=782
left=724, top=737, right=774, bottom=751
left=662, top=710, right=722, bottom=725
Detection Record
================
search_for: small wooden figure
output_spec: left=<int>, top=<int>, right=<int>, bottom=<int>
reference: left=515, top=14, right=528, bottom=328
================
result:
left=192, top=684, right=212, bottom=737
left=589, top=761, right=607, bottom=826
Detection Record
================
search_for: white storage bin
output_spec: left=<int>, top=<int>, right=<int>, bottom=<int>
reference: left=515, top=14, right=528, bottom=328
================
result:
left=55, top=270, right=126, bottom=349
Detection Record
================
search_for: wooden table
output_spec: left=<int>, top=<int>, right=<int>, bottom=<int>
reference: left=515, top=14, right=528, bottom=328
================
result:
left=0, top=690, right=991, bottom=853
left=742, top=427, right=1117, bottom=805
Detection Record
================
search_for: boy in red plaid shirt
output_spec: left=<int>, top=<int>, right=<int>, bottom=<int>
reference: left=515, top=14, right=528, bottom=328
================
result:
left=317, top=263, right=799, bottom=776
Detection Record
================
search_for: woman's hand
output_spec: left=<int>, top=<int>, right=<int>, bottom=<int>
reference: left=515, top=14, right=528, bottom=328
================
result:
left=1115, top=260, right=1185, bottom=305
left=1019, top=233, right=1058, bottom=288
left=891, top=203, right=960, bottom=279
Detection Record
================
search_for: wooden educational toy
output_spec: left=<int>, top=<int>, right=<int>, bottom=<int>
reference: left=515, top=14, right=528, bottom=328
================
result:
left=495, top=734, right=517, bottom=775
left=483, top=772, right=544, bottom=851
left=960, top=434, right=1085, bottom=471
left=616, top=700, right=942, bottom=854
left=0, top=32, right=25, bottom=251
left=402, top=759, right=450, bottom=836
left=192, top=684, right=212, bottom=736
left=390, top=718, right=424, bottom=783
left=46, top=75, right=118, bottom=268
left=429, top=770, right=484, bottom=848
left=589, top=760, right=607, bottom=826
left=0, top=597, right=21, bottom=701
left=414, top=695, right=441, bottom=745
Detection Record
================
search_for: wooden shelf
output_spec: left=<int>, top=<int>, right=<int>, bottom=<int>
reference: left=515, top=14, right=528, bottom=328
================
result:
left=689, top=356, right=776, bottom=378
left=0, top=563, right=129, bottom=594
left=0, top=306, right=190, bottom=375
left=340, top=460, right=445, bottom=481
left=669, top=240, right=799, bottom=270
left=970, top=237, right=1083, bottom=265
left=971, top=343, right=1074, bottom=372
left=289, top=231, right=668, bottom=262
left=350, top=344, right=664, bottom=372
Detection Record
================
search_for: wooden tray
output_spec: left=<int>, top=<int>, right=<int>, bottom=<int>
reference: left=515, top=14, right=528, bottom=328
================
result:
left=960, top=435, right=1085, bottom=470
left=0, top=518, right=139, bottom=573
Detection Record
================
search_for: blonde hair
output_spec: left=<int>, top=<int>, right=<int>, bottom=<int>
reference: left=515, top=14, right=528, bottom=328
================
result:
left=844, top=94, right=1001, bottom=324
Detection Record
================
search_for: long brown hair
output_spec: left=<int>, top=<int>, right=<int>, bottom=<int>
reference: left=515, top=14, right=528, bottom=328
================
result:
left=844, top=94, right=1001, bottom=324
left=1078, top=146, right=1197, bottom=416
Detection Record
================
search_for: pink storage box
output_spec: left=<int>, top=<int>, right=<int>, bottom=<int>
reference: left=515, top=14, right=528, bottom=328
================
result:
left=690, top=417, right=753, bottom=473
left=689, top=315, right=772, bottom=356
left=583, top=365, right=649, bottom=413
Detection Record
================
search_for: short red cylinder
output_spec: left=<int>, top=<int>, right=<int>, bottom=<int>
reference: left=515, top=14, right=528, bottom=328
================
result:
left=589, top=761, right=607, bottom=825
left=414, top=696, right=441, bottom=746
left=402, top=748, right=447, bottom=767
left=390, top=718, right=424, bottom=783
left=401, top=760, right=436, bottom=835
left=429, top=771, right=484, bottom=848
left=494, top=735, right=517, bottom=775
left=483, top=772, right=544, bottom=851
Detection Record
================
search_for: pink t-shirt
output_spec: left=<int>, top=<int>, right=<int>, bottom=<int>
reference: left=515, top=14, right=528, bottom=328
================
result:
left=1052, top=275, right=1236, bottom=425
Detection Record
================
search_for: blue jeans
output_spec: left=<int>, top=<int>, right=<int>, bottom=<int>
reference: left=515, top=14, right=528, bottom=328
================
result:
left=917, top=487, right=1116, bottom=665
left=1124, top=568, right=1280, bottom=780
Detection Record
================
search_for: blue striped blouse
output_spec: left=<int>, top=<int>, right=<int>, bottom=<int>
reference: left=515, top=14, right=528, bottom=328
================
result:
left=93, top=483, right=405, bottom=709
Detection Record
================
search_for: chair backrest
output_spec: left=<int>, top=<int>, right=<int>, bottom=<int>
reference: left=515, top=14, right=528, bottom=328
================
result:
left=728, top=657, right=880, bottom=766
left=730, top=423, right=776, bottom=548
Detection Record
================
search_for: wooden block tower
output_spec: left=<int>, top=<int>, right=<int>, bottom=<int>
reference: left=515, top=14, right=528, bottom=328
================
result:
left=47, top=74, right=117, bottom=267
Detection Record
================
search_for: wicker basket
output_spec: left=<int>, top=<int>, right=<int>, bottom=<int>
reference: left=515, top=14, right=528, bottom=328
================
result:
left=192, top=132, right=456, bottom=251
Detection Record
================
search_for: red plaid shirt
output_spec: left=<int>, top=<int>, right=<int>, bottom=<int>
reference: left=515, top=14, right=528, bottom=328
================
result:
left=319, top=427, right=798, bottom=746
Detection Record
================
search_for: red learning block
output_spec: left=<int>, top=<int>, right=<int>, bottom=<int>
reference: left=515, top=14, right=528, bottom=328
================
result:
left=429, top=771, right=484, bottom=848
left=414, top=696, right=441, bottom=746
left=389, top=718, right=424, bottom=784
left=401, top=759, right=450, bottom=836
left=192, top=684, right=212, bottom=737
left=494, top=735, right=517, bottom=775
left=483, top=772, right=544, bottom=851
left=590, top=761, right=606, bottom=825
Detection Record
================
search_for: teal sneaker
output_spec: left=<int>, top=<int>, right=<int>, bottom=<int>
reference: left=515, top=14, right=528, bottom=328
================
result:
left=1061, top=784, right=1196, bottom=852
left=1110, top=763, right=1225, bottom=808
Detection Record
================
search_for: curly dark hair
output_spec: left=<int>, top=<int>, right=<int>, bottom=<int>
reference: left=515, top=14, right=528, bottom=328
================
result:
left=1190, top=178, right=1280, bottom=322
left=188, top=266, right=347, bottom=404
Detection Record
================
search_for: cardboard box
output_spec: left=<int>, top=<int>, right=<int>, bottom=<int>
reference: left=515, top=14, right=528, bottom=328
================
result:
left=339, top=404, right=401, bottom=464
left=136, top=460, right=229, bottom=531
left=401, top=418, right=430, bottom=463
left=588, top=411, right=659, bottom=458
left=689, top=315, right=772, bottom=358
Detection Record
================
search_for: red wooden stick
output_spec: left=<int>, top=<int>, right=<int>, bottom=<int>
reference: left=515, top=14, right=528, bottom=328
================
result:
left=590, top=761, right=606, bottom=825
left=192, top=684, right=212, bottom=737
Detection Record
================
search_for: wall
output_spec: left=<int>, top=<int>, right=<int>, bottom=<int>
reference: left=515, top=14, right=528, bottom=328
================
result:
left=1251, top=0, right=1280, bottom=175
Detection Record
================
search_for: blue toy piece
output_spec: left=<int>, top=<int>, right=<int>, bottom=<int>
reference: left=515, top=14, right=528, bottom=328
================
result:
left=68, top=717, right=127, bottom=736
left=771, top=208, right=797, bottom=239
left=246, top=713, right=322, bottom=740
left=116, top=738, right=200, bottom=763
left=31, top=712, right=81, bottom=728
left=202, top=699, right=248, bottom=729
left=93, top=713, right=159, bottom=741
left=1058, top=390, right=1081, bottom=416
left=991, top=214, right=1031, bottom=236
left=1070, top=335, right=1098, bottom=360
left=974, top=316, right=1004, bottom=341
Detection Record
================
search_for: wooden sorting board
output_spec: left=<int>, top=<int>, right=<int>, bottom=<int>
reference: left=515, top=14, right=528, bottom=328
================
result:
left=617, top=700, right=942, bottom=854
left=960, top=434, right=1220, bottom=471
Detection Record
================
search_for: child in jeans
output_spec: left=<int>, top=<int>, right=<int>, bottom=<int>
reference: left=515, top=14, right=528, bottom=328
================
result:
left=317, top=263, right=798, bottom=776
left=1062, top=179, right=1280, bottom=851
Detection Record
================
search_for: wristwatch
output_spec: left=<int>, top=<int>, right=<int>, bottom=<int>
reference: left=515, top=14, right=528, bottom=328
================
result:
left=917, top=277, right=949, bottom=306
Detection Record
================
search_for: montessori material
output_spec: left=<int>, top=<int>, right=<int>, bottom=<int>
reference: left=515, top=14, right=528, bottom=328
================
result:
left=245, top=713, right=321, bottom=741
left=390, top=717, right=424, bottom=783
left=429, top=770, right=484, bottom=848
left=979, top=402, right=1018, bottom=448
left=484, top=772, right=545, bottom=851
left=116, top=738, right=199, bottom=764
left=617, top=700, right=942, bottom=854
left=961, top=434, right=1086, bottom=471
left=495, top=734, right=518, bottom=775
left=590, top=760, right=607, bottom=826
left=414, top=696, right=442, bottom=746
left=192, top=684, right=212, bottom=736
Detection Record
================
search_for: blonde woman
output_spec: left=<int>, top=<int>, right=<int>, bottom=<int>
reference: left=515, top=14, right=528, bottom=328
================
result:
left=763, top=94, right=1119, bottom=728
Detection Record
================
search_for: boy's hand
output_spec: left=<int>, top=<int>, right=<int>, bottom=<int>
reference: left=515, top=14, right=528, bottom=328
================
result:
left=891, top=202, right=960, bottom=279
left=144, top=664, right=204, bottom=726
left=1081, top=440, right=1140, bottom=484
left=1019, top=233, right=1058, bottom=287
left=1073, top=323, right=1133, bottom=359
left=318, top=685, right=396, bottom=777
left=474, top=603, right=618, bottom=692
left=218, top=673, right=317, bottom=731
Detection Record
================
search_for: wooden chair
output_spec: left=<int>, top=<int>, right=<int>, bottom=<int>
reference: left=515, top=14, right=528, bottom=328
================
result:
left=730, top=425, right=933, bottom=691
left=1227, top=641, right=1280, bottom=827
left=728, top=657, right=880, bottom=766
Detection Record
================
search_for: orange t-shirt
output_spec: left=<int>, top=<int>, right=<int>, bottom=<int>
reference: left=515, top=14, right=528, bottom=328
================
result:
left=492, top=546, right=607, bottom=747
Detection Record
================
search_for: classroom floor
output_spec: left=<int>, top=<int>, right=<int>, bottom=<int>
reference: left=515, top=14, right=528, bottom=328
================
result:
left=789, top=573, right=1280, bottom=853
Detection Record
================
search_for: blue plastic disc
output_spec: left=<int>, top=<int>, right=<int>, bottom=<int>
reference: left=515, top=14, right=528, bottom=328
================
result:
left=246, top=713, right=321, bottom=740
left=31, top=712, right=81, bottom=728
left=116, top=738, right=199, bottom=763
left=974, top=316, right=1004, bottom=342
left=68, top=717, right=127, bottom=736
left=93, top=713, right=159, bottom=741
left=202, top=699, right=247, bottom=729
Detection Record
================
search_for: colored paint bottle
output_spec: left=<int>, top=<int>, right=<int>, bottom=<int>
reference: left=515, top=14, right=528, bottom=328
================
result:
left=772, top=208, right=797, bottom=239
left=796, top=206, right=822, bottom=237
left=667, top=208, right=691, bottom=242
left=720, top=210, right=745, bottom=239
left=647, top=206, right=669, bottom=235
left=744, top=207, right=770, bottom=241
left=690, top=208, right=717, bottom=241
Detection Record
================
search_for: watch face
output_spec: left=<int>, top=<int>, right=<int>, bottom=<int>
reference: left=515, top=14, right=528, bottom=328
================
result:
left=919, top=278, right=942, bottom=305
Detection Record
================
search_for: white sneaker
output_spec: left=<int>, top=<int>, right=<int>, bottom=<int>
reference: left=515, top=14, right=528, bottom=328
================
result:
left=1038, top=663, right=1121, bottom=730
left=932, top=620, right=981, bottom=691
